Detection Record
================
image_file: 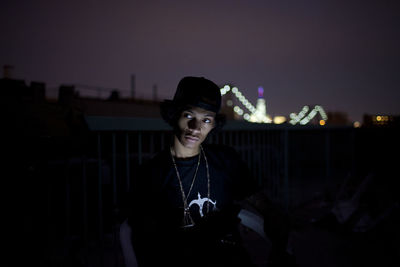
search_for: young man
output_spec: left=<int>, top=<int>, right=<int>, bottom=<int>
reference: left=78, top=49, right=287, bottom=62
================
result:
left=126, top=77, right=292, bottom=266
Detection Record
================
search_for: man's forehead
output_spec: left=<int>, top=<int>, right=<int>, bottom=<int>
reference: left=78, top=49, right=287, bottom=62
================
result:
left=184, top=106, right=216, bottom=116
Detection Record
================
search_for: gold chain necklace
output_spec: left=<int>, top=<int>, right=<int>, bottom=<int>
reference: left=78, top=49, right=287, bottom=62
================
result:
left=170, top=145, right=211, bottom=228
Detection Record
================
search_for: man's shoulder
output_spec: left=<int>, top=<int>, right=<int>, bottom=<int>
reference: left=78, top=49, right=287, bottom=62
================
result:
left=203, top=144, right=241, bottom=162
left=204, top=144, right=238, bottom=154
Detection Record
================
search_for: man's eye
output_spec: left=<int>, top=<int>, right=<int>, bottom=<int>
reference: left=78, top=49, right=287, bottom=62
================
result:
left=184, top=113, right=192, bottom=119
left=204, top=118, right=212, bottom=123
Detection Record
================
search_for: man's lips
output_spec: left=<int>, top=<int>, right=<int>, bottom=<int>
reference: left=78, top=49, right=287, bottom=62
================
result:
left=184, top=134, right=200, bottom=142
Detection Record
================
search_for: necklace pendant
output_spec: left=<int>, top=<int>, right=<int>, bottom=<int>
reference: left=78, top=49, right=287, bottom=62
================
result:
left=182, top=209, right=195, bottom=228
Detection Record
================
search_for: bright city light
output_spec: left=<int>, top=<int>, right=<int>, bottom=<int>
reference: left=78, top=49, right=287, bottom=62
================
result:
left=273, top=116, right=286, bottom=124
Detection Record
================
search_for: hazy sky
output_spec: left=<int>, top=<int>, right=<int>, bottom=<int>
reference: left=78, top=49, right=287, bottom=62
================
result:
left=1, top=0, right=399, bottom=122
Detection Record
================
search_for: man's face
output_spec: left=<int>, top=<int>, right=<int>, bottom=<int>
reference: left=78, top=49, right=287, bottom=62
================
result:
left=176, top=106, right=216, bottom=150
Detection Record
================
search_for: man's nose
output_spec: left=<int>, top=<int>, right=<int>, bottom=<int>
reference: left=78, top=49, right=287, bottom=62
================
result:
left=188, top=119, right=201, bottom=131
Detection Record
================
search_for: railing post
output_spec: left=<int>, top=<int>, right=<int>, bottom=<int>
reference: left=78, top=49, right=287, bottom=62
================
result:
left=138, top=133, right=142, bottom=165
left=261, top=130, right=266, bottom=189
left=283, top=129, right=289, bottom=211
left=97, top=133, right=104, bottom=243
left=126, top=133, right=130, bottom=192
left=65, top=159, right=71, bottom=242
left=325, top=129, right=331, bottom=186
left=82, top=155, right=88, bottom=251
left=149, top=132, right=154, bottom=155
left=112, top=133, right=117, bottom=206
left=350, top=128, right=356, bottom=175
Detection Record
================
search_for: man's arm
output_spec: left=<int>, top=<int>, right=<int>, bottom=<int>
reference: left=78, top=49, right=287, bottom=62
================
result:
left=238, top=191, right=295, bottom=266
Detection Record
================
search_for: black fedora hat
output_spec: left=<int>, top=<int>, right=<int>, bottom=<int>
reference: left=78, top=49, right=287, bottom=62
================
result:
left=167, top=76, right=221, bottom=113
left=160, top=76, right=226, bottom=130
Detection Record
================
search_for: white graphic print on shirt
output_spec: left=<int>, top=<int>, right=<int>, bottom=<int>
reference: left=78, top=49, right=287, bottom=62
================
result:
left=188, top=192, right=218, bottom=217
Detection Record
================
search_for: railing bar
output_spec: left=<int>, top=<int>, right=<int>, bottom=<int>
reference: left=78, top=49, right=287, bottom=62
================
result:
left=65, top=159, right=71, bottom=241
left=82, top=155, right=88, bottom=247
left=268, top=132, right=281, bottom=201
left=283, top=129, right=289, bottom=211
left=150, top=132, right=154, bottom=156
left=256, top=132, right=259, bottom=185
left=256, top=131, right=262, bottom=186
left=112, top=133, right=117, bottom=206
left=246, top=132, right=251, bottom=169
left=265, top=131, right=270, bottom=196
left=275, top=131, right=280, bottom=202
left=350, top=128, right=356, bottom=175
left=97, top=133, right=104, bottom=242
left=138, top=133, right=142, bottom=165
left=325, top=129, right=331, bottom=187
left=160, top=132, right=165, bottom=151
left=271, top=131, right=277, bottom=201
left=126, top=133, right=130, bottom=192
left=248, top=131, right=255, bottom=183
left=235, top=131, right=240, bottom=156
left=264, top=131, right=269, bottom=190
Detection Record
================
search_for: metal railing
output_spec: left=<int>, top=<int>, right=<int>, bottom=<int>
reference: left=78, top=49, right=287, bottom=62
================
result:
left=38, top=117, right=358, bottom=266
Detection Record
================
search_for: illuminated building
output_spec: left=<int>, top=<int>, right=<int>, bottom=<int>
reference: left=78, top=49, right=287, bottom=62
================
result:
left=363, top=114, right=399, bottom=128
left=248, top=87, right=272, bottom=123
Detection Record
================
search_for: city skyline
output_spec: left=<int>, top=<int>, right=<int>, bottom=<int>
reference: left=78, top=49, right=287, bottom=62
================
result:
left=1, top=0, right=399, bottom=122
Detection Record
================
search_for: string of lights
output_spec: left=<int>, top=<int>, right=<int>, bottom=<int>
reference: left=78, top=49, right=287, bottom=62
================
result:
left=289, top=105, right=328, bottom=125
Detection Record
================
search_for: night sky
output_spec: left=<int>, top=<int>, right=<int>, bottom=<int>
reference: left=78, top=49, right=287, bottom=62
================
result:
left=1, top=0, right=399, bottom=122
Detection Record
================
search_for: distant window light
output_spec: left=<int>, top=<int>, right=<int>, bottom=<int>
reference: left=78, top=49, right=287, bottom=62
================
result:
left=273, top=116, right=286, bottom=124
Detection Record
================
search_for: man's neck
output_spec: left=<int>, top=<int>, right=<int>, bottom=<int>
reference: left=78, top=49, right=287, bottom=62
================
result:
left=172, top=138, right=200, bottom=158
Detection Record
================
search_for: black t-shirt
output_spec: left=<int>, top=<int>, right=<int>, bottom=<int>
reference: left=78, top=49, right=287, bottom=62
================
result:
left=128, top=144, right=258, bottom=266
